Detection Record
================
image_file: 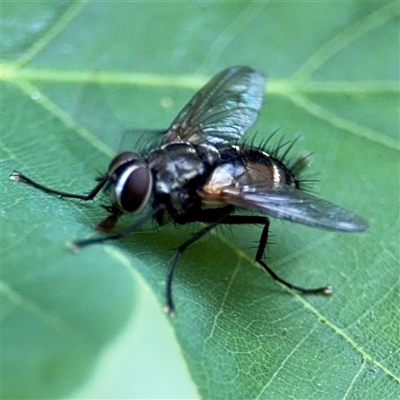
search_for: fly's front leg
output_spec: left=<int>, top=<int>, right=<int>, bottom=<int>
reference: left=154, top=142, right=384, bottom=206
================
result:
left=96, top=205, right=123, bottom=232
left=10, top=171, right=108, bottom=201
left=10, top=171, right=115, bottom=233
left=71, top=204, right=165, bottom=250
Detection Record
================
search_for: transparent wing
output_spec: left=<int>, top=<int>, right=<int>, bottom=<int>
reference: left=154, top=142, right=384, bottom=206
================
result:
left=162, top=66, right=266, bottom=145
left=199, top=166, right=369, bottom=232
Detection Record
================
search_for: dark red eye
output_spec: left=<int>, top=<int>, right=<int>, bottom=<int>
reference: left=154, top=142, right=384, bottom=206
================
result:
left=115, top=165, right=152, bottom=213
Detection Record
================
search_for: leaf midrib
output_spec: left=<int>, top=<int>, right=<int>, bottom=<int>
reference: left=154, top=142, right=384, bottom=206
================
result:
left=3, top=63, right=398, bottom=94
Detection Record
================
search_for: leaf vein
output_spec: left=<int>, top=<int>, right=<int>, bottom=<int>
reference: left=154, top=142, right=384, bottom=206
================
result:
left=255, top=325, right=318, bottom=399
left=342, top=358, right=366, bottom=400
left=286, top=92, right=399, bottom=150
left=214, top=230, right=400, bottom=383
left=16, top=0, right=90, bottom=68
left=12, top=80, right=115, bottom=157
left=1, top=280, right=86, bottom=340
left=292, top=2, right=400, bottom=80
left=200, top=1, right=269, bottom=71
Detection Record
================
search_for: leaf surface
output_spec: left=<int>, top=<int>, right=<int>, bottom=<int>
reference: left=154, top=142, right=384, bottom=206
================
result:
left=2, top=2, right=399, bottom=399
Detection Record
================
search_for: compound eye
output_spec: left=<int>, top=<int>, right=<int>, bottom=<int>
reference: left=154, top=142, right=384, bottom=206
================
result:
left=115, top=166, right=152, bottom=213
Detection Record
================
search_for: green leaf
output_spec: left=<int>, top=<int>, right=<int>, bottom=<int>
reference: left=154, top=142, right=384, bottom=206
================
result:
left=2, top=2, right=399, bottom=399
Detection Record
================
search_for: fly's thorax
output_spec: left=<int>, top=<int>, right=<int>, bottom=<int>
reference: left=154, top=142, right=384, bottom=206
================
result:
left=107, top=152, right=153, bottom=213
left=146, top=143, right=220, bottom=195
left=146, top=142, right=220, bottom=214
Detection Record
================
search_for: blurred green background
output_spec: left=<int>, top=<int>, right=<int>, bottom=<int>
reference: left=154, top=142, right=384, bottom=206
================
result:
left=2, top=2, right=399, bottom=399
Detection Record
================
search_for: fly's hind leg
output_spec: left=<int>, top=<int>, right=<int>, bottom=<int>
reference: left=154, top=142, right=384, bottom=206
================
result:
left=255, top=219, right=332, bottom=295
left=185, top=212, right=332, bottom=295
left=165, top=209, right=331, bottom=316
left=184, top=212, right=331, bottom=295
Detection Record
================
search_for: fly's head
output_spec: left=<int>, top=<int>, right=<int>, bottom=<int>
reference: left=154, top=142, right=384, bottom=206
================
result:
left=107, top=152, right=153, bottom=214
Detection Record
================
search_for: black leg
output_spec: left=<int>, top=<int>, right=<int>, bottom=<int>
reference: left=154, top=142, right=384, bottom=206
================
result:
left=168, top=210, right=331, bottom=315
left=165, top=206, right=235, bottom=315
left=254, top=221, right=331, bottom=295
left=218, top=215, right=331, bottom=294
left=10, top=171, right=107, bottom=201
left=96, top=205, right=123, bottom=232
left=71, top=204, right=165, bottom=249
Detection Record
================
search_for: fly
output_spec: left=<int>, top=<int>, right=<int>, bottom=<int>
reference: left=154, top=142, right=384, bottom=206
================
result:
left=10, top=66, right=369, bottom=315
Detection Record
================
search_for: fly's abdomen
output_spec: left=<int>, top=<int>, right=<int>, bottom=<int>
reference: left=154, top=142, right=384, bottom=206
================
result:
left=238, top=147, right=299, bottom=188
left=218, top=145, right=299, bottom=188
